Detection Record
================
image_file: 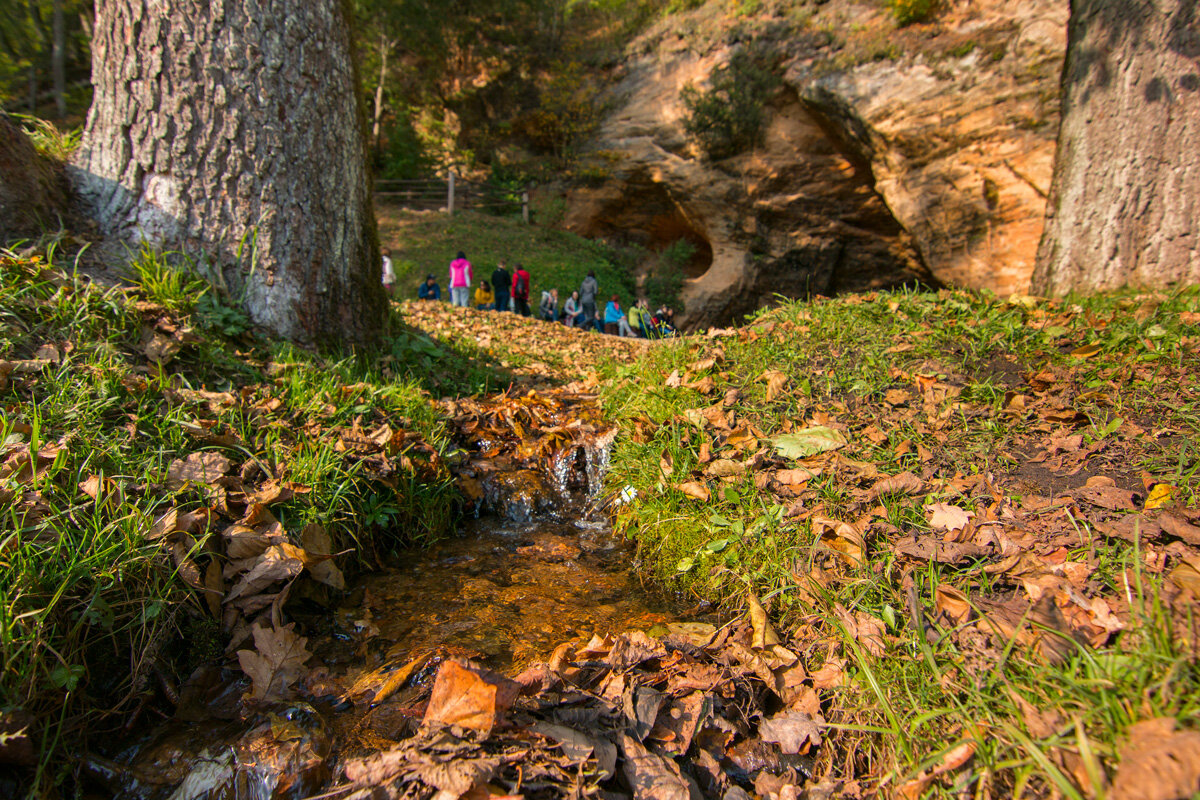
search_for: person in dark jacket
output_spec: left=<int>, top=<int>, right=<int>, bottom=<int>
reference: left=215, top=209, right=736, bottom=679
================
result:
left=417, top=274, right=441, bottom=300
left=491, top=261, right=511, bottom=312
left=579, top=271, right=599, bottom=329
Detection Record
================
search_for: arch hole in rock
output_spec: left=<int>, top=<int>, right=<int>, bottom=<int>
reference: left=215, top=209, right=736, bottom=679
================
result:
left=573, top=177, right=713, bottom=281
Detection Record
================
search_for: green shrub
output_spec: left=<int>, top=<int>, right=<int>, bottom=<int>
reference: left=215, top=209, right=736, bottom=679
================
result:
left=378, top=112, right=433, bottom=179
left=889, top=0, right=938, bottom=25
left=680, top=46, right=780, bottom=160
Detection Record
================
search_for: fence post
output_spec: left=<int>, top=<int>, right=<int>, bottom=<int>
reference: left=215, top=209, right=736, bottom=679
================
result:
left=522, top=191, right=530, bottom=224
left=447, top=171, right=456, bottom=216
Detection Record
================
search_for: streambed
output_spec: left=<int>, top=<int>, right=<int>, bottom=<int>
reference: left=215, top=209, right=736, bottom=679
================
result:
left=86, top=394, right=682, bottom=798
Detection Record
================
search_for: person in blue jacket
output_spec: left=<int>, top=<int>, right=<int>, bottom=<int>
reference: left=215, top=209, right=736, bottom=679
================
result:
left=417, top=274, right=441, bottom=300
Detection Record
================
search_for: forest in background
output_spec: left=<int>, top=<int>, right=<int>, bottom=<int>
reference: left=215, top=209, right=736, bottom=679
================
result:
left=0, top=0, right=679, bottom=178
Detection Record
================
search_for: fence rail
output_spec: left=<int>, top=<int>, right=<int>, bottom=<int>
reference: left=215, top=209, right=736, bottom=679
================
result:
left=375, top=172, right=530, bottom=222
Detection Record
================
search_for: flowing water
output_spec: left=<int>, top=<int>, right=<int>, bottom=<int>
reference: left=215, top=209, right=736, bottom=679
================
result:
left=87, top=407, right=678, bottom=799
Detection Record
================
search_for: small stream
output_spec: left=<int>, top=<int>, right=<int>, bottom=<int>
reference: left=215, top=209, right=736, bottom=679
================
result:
left=87, top=395, right=680, bottom=799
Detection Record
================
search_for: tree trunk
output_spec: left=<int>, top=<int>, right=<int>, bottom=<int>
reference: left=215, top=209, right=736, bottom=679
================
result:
left=1032, top=0, right=1200, bottom=295
left=71, top=0, right=386, bottom=346
left=52, top=0, right=66, bottom=119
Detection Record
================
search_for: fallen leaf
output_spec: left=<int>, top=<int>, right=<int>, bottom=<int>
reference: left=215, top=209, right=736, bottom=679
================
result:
left=618, top=732, right=701, bottom=800
left=1110, top=718, right=1200, bottom=800
left=224, top=546, right=305, bottom=604
left=677, top=481, right=711, bottom=502
left=935, top=585, right=973, bottom=624
left=761, top=370, right=788, bottom=401
left=868, top=472, right=924, bottom=501
left=659, top=449, right=675, bottom=480
left=422, top=660, right=520, bottom=735
left=894, top=535, right=987, bottom=565
left=758, top=710, right=821, bottom=754
left=770, top=427, right=846, bottom=460
left=812, top=516, right=865, bottom=567
left=236, top=623, right=311, bottom=701
left=299, top=523, right=344, bottom=590
left=747, top=593, right=780, bottom=649
left=1145, top=483, right=1177, bottom=510
left=167, top=452, right=232, bottom=487
left=925, top=502, right=974, bottom=532
left=532, top=722, right=618, bottom=779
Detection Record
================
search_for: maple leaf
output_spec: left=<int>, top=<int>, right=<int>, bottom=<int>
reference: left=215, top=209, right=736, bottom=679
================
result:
left=236, top=623, right=312, bottom=701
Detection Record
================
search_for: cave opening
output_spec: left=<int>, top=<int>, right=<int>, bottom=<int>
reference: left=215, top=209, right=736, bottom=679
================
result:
left=584, top=179, right=713, bottom=279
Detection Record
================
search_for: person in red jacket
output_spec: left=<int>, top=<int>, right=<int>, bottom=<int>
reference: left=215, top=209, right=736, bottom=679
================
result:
left=511, top=264, right=532, bottom=317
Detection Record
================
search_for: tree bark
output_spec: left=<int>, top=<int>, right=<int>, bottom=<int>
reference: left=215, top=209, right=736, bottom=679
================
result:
left=1032, top=0, right=1200, bottom=295
left=71, top=0, right=386, bottom=346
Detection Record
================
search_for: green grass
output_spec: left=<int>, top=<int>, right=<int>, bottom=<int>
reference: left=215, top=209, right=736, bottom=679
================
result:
left=378, top=208, right=637, bottom=308
left=0, top=247, right=467, bottom=794
left=599, top=286, right=1200, bottom=795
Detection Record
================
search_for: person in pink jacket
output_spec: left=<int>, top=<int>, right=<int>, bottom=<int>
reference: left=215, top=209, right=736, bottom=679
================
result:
left=448, top=251, right=472, bottom=307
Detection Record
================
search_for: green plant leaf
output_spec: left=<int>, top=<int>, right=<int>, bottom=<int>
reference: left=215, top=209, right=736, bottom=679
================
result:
left=769, top=426, right=847, bottom=459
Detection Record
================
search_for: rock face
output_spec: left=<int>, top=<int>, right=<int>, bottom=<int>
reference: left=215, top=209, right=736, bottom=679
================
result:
left=564, top=0, right=1066, bottom=329
left=0, top=116, right=67, bottom=239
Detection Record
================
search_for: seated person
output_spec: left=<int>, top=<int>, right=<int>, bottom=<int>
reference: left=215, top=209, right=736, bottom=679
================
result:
left=562, top=291, right=581, bottom=326
left=539, top=288, right=560, bottom=322
left=627, top=299, right=652, bottom=338
left=418, top=274, right=442, bottom=300
left=473, top=280, right=494, bottom=309
left=652, top=305, right=676, bottom=336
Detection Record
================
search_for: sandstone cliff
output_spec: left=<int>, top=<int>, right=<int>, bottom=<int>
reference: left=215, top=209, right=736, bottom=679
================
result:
left=563, top=0, right=1067, bottom=328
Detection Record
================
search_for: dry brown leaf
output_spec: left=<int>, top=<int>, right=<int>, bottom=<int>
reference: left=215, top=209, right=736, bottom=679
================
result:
left=422, top=659, right=520, bottom=736
left=810, top=656, right=847, bottom=689
left=167, top=451, right=232, bottom=487
left=935, top=585, right=973, bottom=624
left=236, top=623, right=312, bottom=701
left=867, top=472, right=925, bottom=501
left=758, top=710, right=821, bottom=754
left=746, top=593, right=780, bottom=649
left=224, top=545, right=305, bottom=604
left=618, top=732, right=701, bottom=800
left=761, top=370, right=788, bottom=401
left=676, top=481, right=711, bottom=502
left=79, top=474, right=102, bottom=500
left=1110, top=718, right=1200, bottom=800
left=893, top=535, right=987, bottom=565
left=659, top=449, right=674, bottom=480
left=812, top=516, right=864, bottom=567
left=925, top=502, right=974, bottom=532
left=704, top=458, right=745, bottom=478
left=203, top=559, right=224, bottom=620
left=146, top=508, right=179, bottom=541
left=774, top=467, right=821, bottom=486
left=299, top=523, right=344, bottom=590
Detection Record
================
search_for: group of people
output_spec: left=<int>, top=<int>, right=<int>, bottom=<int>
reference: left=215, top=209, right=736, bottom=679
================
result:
left=399, top=251, right=677, bottom=338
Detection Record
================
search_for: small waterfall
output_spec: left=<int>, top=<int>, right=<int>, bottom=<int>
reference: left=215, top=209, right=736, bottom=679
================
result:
left=583, top=428, right=617, bottom=500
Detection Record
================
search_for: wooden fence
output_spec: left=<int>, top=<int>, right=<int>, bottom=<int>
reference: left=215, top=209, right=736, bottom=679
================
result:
left=374, top=172, right=530, bottom=222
